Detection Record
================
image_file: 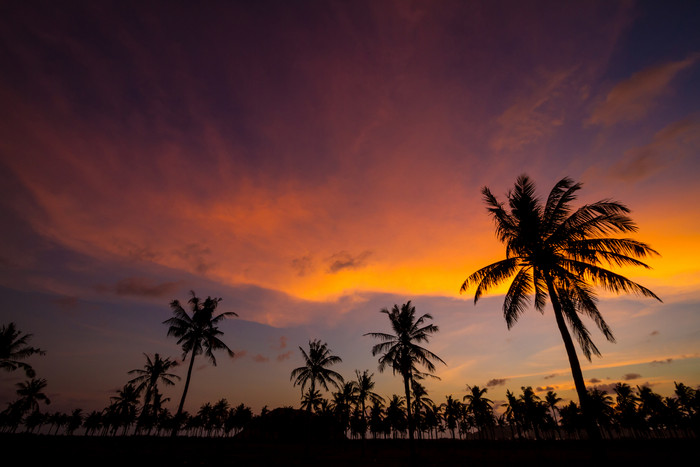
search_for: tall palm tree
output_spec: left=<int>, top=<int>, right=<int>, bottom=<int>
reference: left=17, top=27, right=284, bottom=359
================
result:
left=365, top=301, right=445, bottom=442
left=461, top=175, right=661, bottom=439
left=290, top=339, right=344, bottom=410
left=163, top=291, right=237, bottom=426
left=128, top=353, right=180, bottom=418
left=1, top=322, right=46, bottom=378
left=441, top=395, right=462, bottom=439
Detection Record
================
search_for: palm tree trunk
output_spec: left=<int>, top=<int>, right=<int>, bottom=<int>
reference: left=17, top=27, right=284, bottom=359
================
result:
left=546, top=276, right=601, bottom=441
left=403, top=373, right=414, bottom=442
left=172, top=350, right=196, bottom=435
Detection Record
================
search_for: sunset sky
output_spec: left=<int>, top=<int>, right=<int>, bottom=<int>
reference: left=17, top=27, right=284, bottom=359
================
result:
left=1, top=1, right=699, bottom=416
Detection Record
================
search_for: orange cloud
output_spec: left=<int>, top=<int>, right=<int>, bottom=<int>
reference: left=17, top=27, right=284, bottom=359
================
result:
left=588, top=54, right=699, bottom=126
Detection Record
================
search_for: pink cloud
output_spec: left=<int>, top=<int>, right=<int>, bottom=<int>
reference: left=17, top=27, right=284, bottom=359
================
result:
left=276, top=350, right=293, bottom=362
left=253, top=354, right=269, bottom=363
left=588, top=54, right=699, bottom=126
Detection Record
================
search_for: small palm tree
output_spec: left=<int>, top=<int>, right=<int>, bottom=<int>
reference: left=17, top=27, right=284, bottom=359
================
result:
left=354, top=369, right=383, bottom=438
left=365, top=301, right=445, bottom=442
left=128, top=353, right=180, bottom=418
left=163, top=291, right=237, bottom=426
left=461, top=175, right=661, bottom=439
left=290, top=339, right=344, bottom=411
left=463, top=385, right=494, bottom=437
left=14, top=378, right=51, bottom=415
left=545, top=390, right=562, bottom=427
left=1, top=323, right=46, bottom=378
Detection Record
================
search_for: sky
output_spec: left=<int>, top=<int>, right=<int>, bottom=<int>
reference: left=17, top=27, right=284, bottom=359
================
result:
left=1, top=0, right=699, bottom=416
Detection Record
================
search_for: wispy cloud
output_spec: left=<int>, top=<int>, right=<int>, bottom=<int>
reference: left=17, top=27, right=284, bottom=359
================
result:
left=486, top=378, right=507, bottom=387
left=610, top=115, right=700, bottom=181
left=588, top=54, right=699, bottom=126
left=326, top=250, right=372, bottom=274
left=623, top=373, right=642, bottom=381
left=96, top=277, right=182, bottom=298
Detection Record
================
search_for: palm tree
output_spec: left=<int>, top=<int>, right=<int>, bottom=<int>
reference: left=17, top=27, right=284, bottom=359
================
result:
left=545, top=390, right=562, bottom=426
left=461, top=175, right=661, bottom=439
left=385, top=394, right=407, bottom=438
left=441, top=395, right=462, bottom=439
left=300, top=388, right=325, bottom=413
left=290, top=339, right=344, bottom=410
left=463, top=385, right=494, bottom=438
left=14, top=378, right=51, bottom=415
left=128, top=353, right=180, bottom=420
left=108, top=383, right=141, bottom=435
left=365, top=301, right=445, bottom=442
left=163, top=291, right=237, bottom=426
left=1, top=322, right=46, bottom=378
left=354, top=369, right=383, bottom=438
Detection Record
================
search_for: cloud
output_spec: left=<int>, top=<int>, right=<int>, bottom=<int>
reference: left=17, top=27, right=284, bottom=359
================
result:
left=589, top=378, right=602, bottom=383
left=253, top=354, right=269, bottom=363
left=590, top=383, right=617, bottom=393
left=609, top=116, right=700, bottom=182
left=486, top=378, right=507, bottom=387
left=291, top=255, right=314, bottom=277
left=173, top=243, right=214, bottom=275
left=51, top=296, right=79, bottom=312
left=271, top=336, right=287, bottom=350
left=543, top=373, right=557, bottom=380
left=326, top=250, right=373, bottom=274
left=588, top=54, right=700, bottom=126
left=623, top=373, right=641, bottom=381
left=231, top=350, right=248, bottom=360
left=536, top=386, right=556, bottom=392
left=650, top=330, right=659, bottom=336
left=96, top=277, right=182, bottom=298
left=276, top=350, right=293, bottom=362
left=650, top=358, right=673, bottom=365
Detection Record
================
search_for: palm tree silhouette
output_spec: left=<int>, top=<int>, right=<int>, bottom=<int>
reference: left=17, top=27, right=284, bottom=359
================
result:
left=365, top=301, right=445, bottom=442
left=354, top=369, right=384, bottom=438
left=463, top=385, right=494, bottom=438
left=290, top=339, right=344, bottom=411
left=461, top=175, right=661, bottom=439
left=14, top=378, right=51, bottom=417
left=441, top=395, right=462, bottom=439
left=1, top=322, right=46, bottom=378
left=128, top=353, right=180, bottom=426
left=163, top=291, right=237, bottom=430
left=128, top=353, right=180, bottom=425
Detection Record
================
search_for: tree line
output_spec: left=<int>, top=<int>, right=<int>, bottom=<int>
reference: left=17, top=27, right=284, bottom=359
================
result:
left=1, top=175, right=695, bottom=440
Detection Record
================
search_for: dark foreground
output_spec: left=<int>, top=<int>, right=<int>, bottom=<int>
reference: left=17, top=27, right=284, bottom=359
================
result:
left=4, top=435, right=695, bottom=467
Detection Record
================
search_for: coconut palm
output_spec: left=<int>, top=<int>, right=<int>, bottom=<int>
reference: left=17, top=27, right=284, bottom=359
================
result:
left=128, top=353, right=180, bottom=420
left=300, top=388, right=325, bottom=413
left=14, top=378, right=51, bottom=415
left=461, top=175, right=661, bottom=439
left=463, top=385, right=494, bottom=437
left=290, top=339, right=344, bottom=410
left=365, top=301, right=445, bottom=442
left=1, top=322, right=46, bottom=378
left=354, top=369, right=383, bottom=438
left=163, top=291, right=237, bottom=426
left=545, top=390, right=563, bottom=427
left=441, top=395, right=462, bottom=439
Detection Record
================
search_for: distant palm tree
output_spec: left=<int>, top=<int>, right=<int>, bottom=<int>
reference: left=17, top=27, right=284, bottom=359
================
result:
left=108, top=383, right=141, bottom=435
left=300, top=388, right=325, bottom=413
left=128, top=353, right=180, bottom=420
left=365, top=301, right=445, bottom=442
left=461, top=175, right=661, bottom=439
left=1, top=322, right=46, bottom=378
left=385, top=394, right=407, bottom=438
left=163, top=291, right=237, bottom=427
left=354, top=369, right=383, bottom=438
left=290, top=339, right=344, bottom=411
left=545, top=390, right=562, bottom=426
left=463, top=385, right=494, bottom=438
left=14, top=378, right=51, bottom=415
left=441, top=395, right=462, bottom=439
left=613, top=382, right=640, bottom=432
